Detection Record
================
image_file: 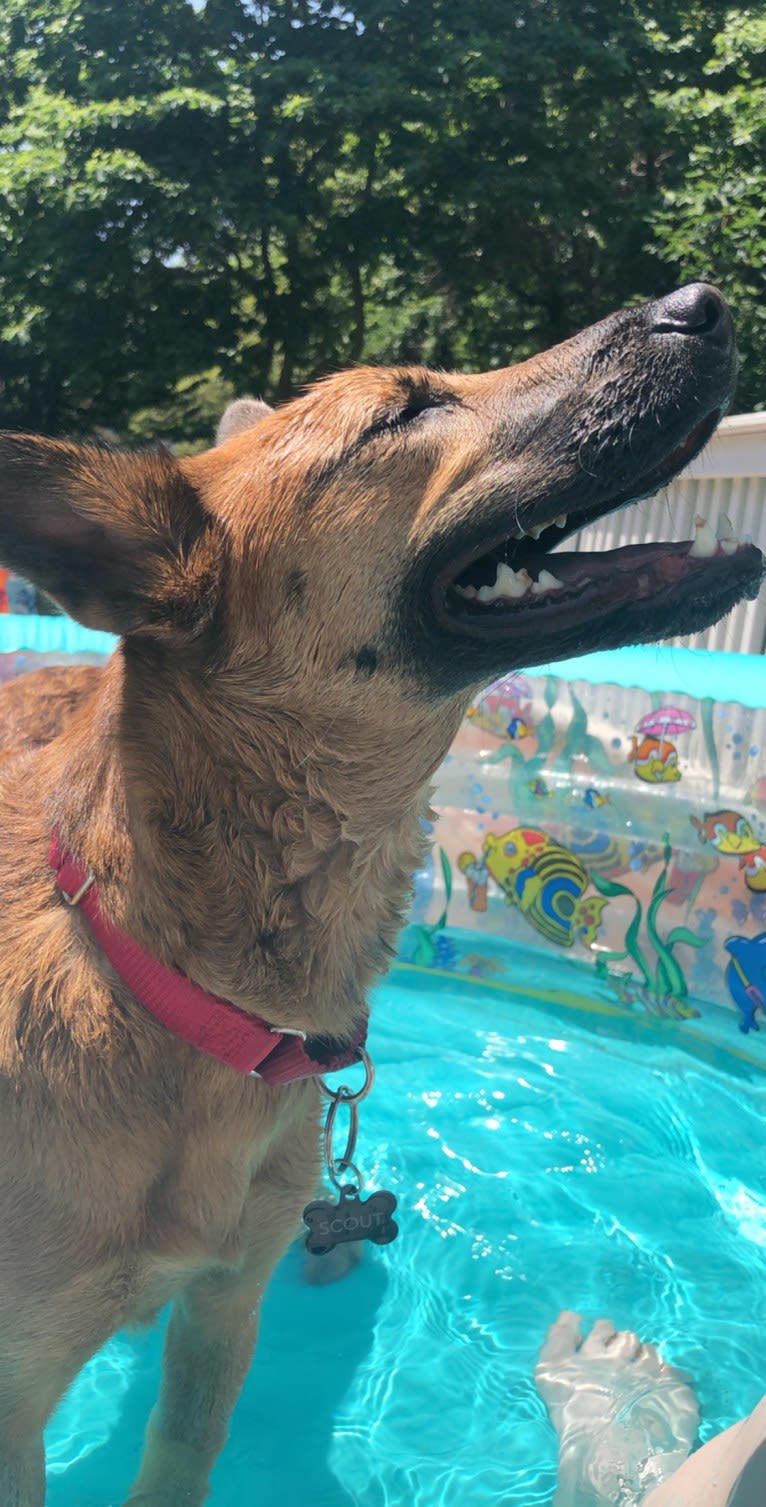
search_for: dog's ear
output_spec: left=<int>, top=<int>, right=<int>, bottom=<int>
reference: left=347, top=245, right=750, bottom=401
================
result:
left=216, top=398, right=273, bottom=446
left=0, top=434, right=222, bottom=637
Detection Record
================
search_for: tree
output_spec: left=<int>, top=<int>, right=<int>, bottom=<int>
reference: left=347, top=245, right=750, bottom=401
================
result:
left=650, top=7, right=766, bottom=411
left=0, top=0, right=761, bottom=443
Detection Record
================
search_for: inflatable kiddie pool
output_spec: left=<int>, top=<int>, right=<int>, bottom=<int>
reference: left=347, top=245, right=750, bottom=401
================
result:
left=1, top=616, right=765, bottom=1062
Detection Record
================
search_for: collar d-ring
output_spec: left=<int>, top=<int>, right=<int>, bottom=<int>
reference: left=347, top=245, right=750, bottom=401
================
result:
left=319, top=1045, right=375, bottom=1104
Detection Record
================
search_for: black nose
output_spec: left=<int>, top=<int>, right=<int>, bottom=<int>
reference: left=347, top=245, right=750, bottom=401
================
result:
left=650, top=283, right=732, bottom=344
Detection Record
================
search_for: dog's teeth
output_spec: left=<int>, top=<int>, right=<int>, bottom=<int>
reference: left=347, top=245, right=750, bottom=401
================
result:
left=493, top=563, right=532, bottom=599
left=531, top=569, right=565, bottom=594
left=690, top=516, right=717, bottom=559
left=711, top=513, right=743, bottom=555
left=498, top=562, right=531, bottom=597
left=454, top=583, right=477, bottom=599
left=524, top=515, right=566, bottom=537
left=509, top=565, right=532, bottom=595
left=475, top=564, right=532, bottom=603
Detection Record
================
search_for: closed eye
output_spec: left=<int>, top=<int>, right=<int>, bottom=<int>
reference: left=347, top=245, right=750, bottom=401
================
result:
left=361, top=391, right=455, bottom=445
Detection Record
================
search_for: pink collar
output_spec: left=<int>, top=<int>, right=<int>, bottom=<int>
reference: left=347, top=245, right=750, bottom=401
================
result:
left=48, top=834, right=367, bottom=1085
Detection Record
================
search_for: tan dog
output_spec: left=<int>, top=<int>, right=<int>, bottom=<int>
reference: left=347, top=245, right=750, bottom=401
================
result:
left=0, top=284, right=761, bottom=1506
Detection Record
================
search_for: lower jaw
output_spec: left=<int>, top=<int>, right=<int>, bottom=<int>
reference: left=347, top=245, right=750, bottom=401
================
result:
left=436, top=539, right=764, bottom=646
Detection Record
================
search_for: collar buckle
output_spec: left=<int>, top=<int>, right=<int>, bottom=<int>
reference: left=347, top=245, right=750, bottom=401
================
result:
left=61, top=870, right=96, bottom=908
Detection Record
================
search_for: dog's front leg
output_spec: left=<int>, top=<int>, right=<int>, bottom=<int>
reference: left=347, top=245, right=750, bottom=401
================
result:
left=123, top=1292, right=260, bottom=1507
left=124, top=1106, right=321, bottom=1507
left=0, top=1439, right=45, bottom=1507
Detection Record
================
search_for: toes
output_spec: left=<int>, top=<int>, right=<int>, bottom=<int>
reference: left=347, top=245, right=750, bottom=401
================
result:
left=605, top=1328, right=644, bottom=1362
left=537, top=1310, right=583, bottom=1364
left=631, top=1340, right=668, bottom=1375
left=580, top=1318, right=617, bottom=1355
left=632, top=1341, right=660, bottom=1369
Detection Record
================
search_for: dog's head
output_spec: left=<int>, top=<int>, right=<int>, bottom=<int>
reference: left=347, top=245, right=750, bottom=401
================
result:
left=0, top=284, right=761, bottom=717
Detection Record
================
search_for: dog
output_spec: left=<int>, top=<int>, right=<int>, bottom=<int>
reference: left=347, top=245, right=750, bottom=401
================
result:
left=0, top=283, right=761, bottom=1506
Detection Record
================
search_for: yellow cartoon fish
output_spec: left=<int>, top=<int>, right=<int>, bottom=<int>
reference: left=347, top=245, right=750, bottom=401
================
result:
left=691, top=810, right=761, bottom=856
left=628, top=736, right=681, bottom=784
left=583, top=787, right=609, bottom=809
left=741, top=848, right=766, bottom=893
left=482, top=827, right=606, bottom=948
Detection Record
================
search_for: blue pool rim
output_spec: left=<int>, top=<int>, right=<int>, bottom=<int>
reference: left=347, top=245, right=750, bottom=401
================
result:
left=538, top=643, right=766, bottom=708
left=1, top=615, right=764, bottom=709
left=0, top=615, right=117, bottom=658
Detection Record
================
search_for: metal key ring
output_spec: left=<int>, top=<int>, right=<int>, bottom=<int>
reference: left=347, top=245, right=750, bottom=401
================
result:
left=319, top=1046, right=375, bottom=1105
left=326, top=1159, right=363, bottom=1192
left=323, top=1094, right=359, bottom=1181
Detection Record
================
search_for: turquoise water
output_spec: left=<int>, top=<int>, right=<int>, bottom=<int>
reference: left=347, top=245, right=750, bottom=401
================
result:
left=47, top=954, right=766, bottom=1507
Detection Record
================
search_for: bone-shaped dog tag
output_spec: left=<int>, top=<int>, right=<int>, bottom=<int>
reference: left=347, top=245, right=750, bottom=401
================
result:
left=303, top=1184, right=398, bottom=1256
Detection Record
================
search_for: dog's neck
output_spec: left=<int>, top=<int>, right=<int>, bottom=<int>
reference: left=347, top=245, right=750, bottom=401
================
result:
left=48, top=652, right=465, bottom=1042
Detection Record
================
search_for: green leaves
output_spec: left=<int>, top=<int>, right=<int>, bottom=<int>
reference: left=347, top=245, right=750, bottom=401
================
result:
left=649, top=5, right=766, bottom=411
left=1, top=0, right=763, bottom=436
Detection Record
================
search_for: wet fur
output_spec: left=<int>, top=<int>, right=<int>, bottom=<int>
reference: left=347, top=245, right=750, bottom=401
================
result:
left=0, top=301, right=749, bottom=1504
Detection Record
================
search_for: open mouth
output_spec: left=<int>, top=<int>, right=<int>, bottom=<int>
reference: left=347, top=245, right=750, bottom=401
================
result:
left=435, top=410, right=763, bottom=637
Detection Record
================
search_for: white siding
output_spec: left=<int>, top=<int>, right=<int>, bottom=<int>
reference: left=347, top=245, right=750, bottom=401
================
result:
left=563, top=411, right=766, bottom=654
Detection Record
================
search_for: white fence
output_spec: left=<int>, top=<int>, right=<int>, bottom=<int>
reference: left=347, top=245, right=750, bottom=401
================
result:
left=565, top=411, right=766, bottom=653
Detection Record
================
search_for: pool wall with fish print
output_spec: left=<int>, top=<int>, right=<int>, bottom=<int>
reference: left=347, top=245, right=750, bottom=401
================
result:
left=0, top=616, right=764, bottom=1062
left=402, top=648, right=766, bottom=1062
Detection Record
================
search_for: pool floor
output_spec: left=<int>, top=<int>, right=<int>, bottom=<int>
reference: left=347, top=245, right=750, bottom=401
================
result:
left=48, top=956, right=766, bottom=1506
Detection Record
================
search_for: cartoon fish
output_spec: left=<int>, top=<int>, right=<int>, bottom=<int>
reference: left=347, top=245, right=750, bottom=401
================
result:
left=465, top=705, right=513, bottom=740
left=528, top=777, right=552, bottom=799
left=583, top=787, right=609, bottom=809
left=724, top=933, right=766, bottom=1033
left=466, top=682, right=532, bottom=742
left=458, top=851, right=489, bottom=912
left=628, top=736, right=681, bottom=784
left=482, top=827, right=607, bottom=948
left=691, top=810, right=761, bottom=856
left=568, top=827, right=661, bottom=879
left=740, top=846, right=766, bottom=894
left=508, top=716, right=532, bottom=740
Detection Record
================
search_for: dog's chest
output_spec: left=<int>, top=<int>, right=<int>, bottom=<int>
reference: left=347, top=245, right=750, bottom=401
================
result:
left=126, top=1081, right=318, bottom=1317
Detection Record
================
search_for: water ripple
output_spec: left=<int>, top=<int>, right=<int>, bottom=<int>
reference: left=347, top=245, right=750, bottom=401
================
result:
left=47, top=965, right=766, bottom=1506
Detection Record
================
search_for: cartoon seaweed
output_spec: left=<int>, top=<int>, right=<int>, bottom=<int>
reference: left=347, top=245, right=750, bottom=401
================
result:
left=700, top=698, right=721, bottom=803
left=558, top=686, right=613, bottom=777
left=408, top=848, right=454, bottom=967
left=591, top=832, right=706, bottom=1001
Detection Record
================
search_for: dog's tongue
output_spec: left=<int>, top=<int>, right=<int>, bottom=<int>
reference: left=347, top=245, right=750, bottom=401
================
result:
left=454, top=515, right=751, bottom=610
left=550, top=541, right=698, bottom=590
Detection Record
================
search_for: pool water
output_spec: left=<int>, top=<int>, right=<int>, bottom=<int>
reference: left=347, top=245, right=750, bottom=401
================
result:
left=48, top=951, right=766, bottom=1507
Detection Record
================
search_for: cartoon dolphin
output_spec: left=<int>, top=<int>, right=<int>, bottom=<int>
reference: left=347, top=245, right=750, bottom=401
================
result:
left=724, top=933, right=766, bottom=1033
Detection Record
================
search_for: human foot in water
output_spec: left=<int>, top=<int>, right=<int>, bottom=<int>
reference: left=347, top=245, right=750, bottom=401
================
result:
left=535, top=1312, right=699, bottom=1506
